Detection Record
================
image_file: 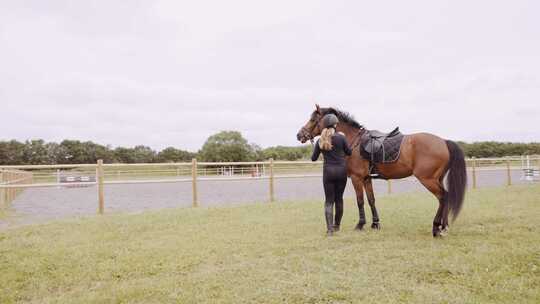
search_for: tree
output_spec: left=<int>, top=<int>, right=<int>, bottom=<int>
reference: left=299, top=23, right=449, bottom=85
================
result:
left=261, top=145, right=312, bottom=161
left=199, top=131, right=256, bottom=162
left=114, top=147, right=136, bottom=163
left=250, top=143, right=264, bottom=161
left=21, top=140, right=49, bottom=165
left=82, top=141, right=116, bottom=163
left=0, top=140, right=25, bottom=165
left=113, top=146, right=157, bottom=163
left=44, top=142, right=63, bottom=164
left=59, top=140, right=89, bottom=164
left=156, top=147, right=196, bottom=163
left=132, top=145, right=156, bottom=163
left=1, top=137, right=539, bottom=165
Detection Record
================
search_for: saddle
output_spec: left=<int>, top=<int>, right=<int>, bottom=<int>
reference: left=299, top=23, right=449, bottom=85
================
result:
left=359, top=127, right=404, bottom=178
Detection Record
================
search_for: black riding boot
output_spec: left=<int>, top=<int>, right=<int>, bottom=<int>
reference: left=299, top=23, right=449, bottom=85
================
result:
left=325, top=202, right=335, bottom=235
left=334, top=199, right=343, bottom=232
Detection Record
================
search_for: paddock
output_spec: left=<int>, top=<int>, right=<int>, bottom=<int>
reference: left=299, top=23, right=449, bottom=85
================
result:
left=1, top=159, right=539, bottom=303
left=0, top=185, right=538, bottom=303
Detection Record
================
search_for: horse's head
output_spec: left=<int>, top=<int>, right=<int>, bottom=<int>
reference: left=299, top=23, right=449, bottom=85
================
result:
left=297, top=105, right=363, bottom=143
left=296, top=104, right=326, bottom=143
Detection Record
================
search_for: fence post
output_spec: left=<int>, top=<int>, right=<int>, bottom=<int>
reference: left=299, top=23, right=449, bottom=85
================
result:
left=0, top=171, right=5, bottom=209
left=14, top=172, right=19, bottom=196
left=17, top=172, right=21, bottom=196
left=7, top=171, right=12, bottom=204
left=97, top=159, right=105, bottom=214
left=4, top=172, right=8, bottom=205
left=387, top=179, right=392, bottom=194
left=192, top=158, right=198, bottom=207
left=16, top=172, right=21, bottom=196
left=506, top=157, right=512, bottom=186
left=471, top=157, right=477, bottom=189
left=11, top=172, right=16, bottom=200
left=538, top=156, right=540, bottom=179
left=269, top=158, right=275, bottom=202
left=12, top=171, right=16, bottom=200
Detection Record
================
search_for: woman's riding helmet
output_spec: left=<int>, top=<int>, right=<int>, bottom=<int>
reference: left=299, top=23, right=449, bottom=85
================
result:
left=322, top=114, right=339, bottom=129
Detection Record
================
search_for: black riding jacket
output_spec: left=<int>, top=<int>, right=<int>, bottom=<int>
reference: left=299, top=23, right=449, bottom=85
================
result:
left=311, top=133, right=352, bottom=166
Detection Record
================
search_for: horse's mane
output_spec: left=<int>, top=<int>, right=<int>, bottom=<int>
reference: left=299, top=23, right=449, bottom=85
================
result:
left=323, top=107, right=364, bottom=129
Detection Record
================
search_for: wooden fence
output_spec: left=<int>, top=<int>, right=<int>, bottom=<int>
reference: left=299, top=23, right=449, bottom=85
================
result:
left=0, top=169, right=33, bottom=208
left=0, top=156, right=538, bottom=213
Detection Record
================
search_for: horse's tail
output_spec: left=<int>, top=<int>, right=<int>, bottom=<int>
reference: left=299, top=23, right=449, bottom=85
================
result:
left=445, top=140, right=467, bottom=221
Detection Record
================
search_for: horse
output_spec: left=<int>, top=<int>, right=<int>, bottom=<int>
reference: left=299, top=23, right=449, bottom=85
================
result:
left=296, top=105, right=467, bottom=237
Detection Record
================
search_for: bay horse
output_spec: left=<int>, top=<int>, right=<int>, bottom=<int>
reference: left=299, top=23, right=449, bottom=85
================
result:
left=296, top=105, right=467, bottom=237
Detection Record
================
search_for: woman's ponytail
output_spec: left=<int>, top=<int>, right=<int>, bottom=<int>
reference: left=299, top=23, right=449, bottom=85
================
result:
left=319, top=127, right=335, bottom=151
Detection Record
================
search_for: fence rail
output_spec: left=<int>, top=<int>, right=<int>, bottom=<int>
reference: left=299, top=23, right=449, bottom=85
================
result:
left=0, top=169, right=33, bottom=208
left=0, top=156, right=539, bottom=212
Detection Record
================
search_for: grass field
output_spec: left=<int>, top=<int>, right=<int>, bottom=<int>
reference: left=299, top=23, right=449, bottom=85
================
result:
left=0, top=208, right=8, bottom=220
left=1, top=185, right=539, bottom=303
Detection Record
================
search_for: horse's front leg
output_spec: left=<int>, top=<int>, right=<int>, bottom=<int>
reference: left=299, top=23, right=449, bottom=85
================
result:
left=364, top=178, right=380, bottom=229
left=351, top=176, right=366, bottom=230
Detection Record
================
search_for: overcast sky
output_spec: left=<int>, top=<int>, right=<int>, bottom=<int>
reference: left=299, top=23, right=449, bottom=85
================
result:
left=1, top=1, right=539, bottom=151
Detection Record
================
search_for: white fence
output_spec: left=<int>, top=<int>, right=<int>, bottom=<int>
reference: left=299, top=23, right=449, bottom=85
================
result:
left=0, top=169, right=33, bottom=208
left=0, top=156, right=539, bottom=213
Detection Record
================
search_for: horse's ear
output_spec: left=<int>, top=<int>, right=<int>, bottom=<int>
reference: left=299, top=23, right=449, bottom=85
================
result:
left=315, top=104, right=321, bottom=113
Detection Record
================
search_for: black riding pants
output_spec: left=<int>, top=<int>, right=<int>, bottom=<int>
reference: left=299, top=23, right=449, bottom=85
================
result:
left=323, top=165, right=347, bottom=230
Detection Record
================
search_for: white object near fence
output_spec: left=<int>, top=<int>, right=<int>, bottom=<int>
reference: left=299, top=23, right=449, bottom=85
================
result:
left=521, top=155, right=539, bottom=181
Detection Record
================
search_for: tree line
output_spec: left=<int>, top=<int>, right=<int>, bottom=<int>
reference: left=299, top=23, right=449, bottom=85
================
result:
left=457, top=141, right=540, bottom=158
left=0, top=139, right=196, bottom=165
left=0, top=131, right=312, bottom=165
left=0, top=131, right=538, bottom=165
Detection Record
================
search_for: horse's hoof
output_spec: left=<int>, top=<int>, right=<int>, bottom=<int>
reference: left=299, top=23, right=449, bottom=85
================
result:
left=433, top=225, right=447, bottom=238
left=326, top=230, right=335, bottom=237
left=355, top=223, right=365, bottom=231
left=333, top=225, right=340, bottom=232
left=371, top=222, right=380, bottom=230
left=440, top=226, right=449, bottom=237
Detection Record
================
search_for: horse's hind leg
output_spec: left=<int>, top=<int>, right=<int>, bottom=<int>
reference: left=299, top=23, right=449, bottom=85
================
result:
left=351, top=176, right=367, bottom=230
left=433, top=200, right=445, bottom=237
left=418, top=177, right=447, bottom=237
left=440, top=175, right=450, bottom=235
left=364, top=179, right=380, bottom=229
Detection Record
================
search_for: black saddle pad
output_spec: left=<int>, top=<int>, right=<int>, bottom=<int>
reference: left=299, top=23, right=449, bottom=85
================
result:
left=360, top=131, right=405, bottom=164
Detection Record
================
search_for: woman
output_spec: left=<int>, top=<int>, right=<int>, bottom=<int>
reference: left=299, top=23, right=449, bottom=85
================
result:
left=311, top=114, right=352, bottom=236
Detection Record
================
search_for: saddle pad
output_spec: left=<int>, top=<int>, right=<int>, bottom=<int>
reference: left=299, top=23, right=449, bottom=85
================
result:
left=360, top=133, right=405, bottom=164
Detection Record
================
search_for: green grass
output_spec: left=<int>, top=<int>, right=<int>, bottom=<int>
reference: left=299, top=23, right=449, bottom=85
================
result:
left=0, top=207, right=8, bottom=220
left=1, top=186, right=539, bottom=303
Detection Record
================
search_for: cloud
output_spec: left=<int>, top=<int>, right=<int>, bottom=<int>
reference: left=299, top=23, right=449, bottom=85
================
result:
left=1, top=0, right=539, bottom=151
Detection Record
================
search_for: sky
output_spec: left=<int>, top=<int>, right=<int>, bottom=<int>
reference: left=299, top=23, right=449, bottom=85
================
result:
left=1, top=0, right=539, bottom=151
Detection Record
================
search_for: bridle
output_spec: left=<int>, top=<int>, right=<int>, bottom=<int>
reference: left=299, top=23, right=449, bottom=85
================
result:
left=300, top=113, right=323, bottom=146
left=300, top=125, right=315, bottom=145
left=302, top=113, right=366, bottom=150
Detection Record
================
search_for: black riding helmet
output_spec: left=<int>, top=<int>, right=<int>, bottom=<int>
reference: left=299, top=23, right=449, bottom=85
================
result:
left=321, top=114, right=339, bottom=129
